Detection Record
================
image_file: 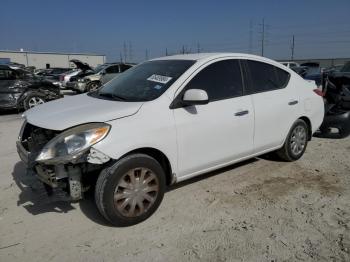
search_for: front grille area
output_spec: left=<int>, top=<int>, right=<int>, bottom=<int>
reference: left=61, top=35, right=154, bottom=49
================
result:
left=20, top=122, right=61, bottom=154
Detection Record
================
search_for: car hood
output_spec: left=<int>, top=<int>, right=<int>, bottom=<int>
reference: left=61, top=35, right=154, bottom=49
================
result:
left=70, top=59, right=92, bottom=71
left=24, top=93, right=143, bottom=131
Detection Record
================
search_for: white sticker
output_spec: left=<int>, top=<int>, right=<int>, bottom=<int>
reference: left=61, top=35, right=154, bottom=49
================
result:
left=147, top=74, right=172, bottom=84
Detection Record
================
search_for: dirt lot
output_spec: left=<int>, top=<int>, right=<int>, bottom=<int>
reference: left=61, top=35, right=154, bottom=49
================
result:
left=0, top=112, right=349, bottom=262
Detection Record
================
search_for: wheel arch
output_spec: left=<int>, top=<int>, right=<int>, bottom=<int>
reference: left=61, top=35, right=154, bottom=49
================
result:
left=298, top=116, right=312, bottom=140
left=121, top=147, right=174, bottom=186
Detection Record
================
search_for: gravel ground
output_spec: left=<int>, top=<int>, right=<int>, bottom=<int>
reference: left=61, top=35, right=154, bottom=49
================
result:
left=0, top=111, right=349, bottom=262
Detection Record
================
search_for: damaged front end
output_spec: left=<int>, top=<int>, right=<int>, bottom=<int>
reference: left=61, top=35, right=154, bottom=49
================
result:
left=16, top=121, right=111, bottom=200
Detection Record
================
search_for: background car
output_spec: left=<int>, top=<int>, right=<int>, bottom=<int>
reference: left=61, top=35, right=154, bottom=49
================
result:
left=280, top=61, right=300, bottom=68
left=75, top=63, right=134, bottom=92
left=292, top=64, right=323, bottom=87
left=35, top=67, right=71, bottom=79
left=59, top=59, right=93, bottom=89
left=0, top=65, right=62, bottom=110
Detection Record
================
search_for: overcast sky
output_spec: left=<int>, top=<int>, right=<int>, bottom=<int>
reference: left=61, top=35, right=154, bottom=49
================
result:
left=1, top=0, right=349, bottom=62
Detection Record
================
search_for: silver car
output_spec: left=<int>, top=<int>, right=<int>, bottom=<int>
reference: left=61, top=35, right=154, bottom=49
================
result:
left=75, top=63, right=134, bottom=92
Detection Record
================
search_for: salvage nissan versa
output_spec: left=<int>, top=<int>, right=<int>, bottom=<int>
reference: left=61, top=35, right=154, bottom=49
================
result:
left=16, top=53, right=324, bottom=226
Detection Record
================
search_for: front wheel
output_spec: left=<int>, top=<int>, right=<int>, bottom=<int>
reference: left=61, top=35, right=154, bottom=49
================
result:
left=95, top=154, right=166, bottom=226
left=276, top=119, right=309, bottom=161
left=86, top=81, right=101, bottom=92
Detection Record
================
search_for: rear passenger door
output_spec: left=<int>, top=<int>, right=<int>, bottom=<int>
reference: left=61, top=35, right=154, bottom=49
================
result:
left=244, top=60, right=299, bottom=153
left=173, top=59, right=254, bottom=177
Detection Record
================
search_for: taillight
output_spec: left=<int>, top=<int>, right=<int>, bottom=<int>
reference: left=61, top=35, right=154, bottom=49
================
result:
left=59, top=75, right=64, bottom=81
left=313, top=89, right=324, bottom=97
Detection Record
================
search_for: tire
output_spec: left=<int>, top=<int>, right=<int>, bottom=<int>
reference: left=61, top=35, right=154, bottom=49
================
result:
left=276, top=119, right=309, bottom=162
left=23, top=92, right=46, bottom=110
left=95, top=154, right=166, bottom=226
left=86, top=81, right=101, bottom=92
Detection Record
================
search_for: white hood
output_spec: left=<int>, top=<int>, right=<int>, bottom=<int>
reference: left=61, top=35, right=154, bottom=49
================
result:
left=25, top=94, right=143, bottom=130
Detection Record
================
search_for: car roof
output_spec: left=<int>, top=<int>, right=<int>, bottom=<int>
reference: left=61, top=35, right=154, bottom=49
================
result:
left=151, top=53, right=289, bottom=70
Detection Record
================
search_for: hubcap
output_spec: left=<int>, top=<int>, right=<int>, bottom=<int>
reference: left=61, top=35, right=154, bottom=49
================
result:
left=90, top=83, right=99, bottom=91
left=290, top=125, right=307, bottom=155
left=114, top=168, right=159, bottom=218
left=28, top=97, right=45, bottom=108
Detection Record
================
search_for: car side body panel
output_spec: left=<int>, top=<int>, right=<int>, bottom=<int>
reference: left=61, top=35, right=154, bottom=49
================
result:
left=92, top=95, right=179, bottom=175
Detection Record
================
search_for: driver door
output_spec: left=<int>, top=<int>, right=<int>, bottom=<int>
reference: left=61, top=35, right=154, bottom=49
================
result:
left=173, top=59, right=254, bottom=178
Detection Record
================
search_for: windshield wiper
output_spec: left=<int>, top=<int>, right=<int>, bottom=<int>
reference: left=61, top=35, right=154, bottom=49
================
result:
left=98, top=92, right=126, bottom=101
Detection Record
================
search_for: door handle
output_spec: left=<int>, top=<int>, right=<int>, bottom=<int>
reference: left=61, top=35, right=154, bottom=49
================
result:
left=235, top=110, right=249, bottom=116
left=288, top=100, right=298, bottom=105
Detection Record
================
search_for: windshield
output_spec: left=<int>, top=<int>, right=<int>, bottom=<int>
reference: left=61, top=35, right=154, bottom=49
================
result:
left=94, top=60, right=195, bottom=102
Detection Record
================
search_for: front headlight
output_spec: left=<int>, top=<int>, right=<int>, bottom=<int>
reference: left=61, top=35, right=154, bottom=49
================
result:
left=78, top=78, right=89, bottom=82
left=36, top=123, right=110, bottom=163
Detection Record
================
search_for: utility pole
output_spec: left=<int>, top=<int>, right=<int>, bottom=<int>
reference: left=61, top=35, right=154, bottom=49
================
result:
left=123, top=42, right=127, bottom=63
left=261, top=18, right=265, bottom=56
left=182, top=45, right=185, bottom=54
left=165, top=48, right=168, bottom=56
left=249, top=19, right=253, bottom=54
left=291, top=35, right=295, bottom=61
left=197, top=42, right=201, bottom=53
left=120, top=52, right=123, bottom=63
left=145, top=49, right=149, bottom=61
left=128, top=41, right=133, bottom=63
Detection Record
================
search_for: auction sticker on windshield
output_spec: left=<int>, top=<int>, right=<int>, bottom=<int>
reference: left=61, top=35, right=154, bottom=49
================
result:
left=147, top=74, right=172, bottom=84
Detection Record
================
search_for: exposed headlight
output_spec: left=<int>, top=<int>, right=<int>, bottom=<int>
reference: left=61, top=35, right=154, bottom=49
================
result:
left=36, top=123, right=110, bottom=163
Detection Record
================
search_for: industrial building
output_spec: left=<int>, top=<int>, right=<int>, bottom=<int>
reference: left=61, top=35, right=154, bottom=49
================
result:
left=0, top=50, right=106, bottom=69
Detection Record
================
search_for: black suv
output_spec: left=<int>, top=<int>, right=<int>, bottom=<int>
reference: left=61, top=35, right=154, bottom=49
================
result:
left=0, top=65, right=62, bottom=111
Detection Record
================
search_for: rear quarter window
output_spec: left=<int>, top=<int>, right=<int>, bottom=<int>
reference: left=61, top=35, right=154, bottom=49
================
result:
left=246, top=60, right=290, bottom=94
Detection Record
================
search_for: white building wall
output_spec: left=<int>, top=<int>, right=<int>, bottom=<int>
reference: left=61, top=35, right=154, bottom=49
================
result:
left=0, top=52, right=27, bottom=65
left=0, top=51, right=105, bottom=69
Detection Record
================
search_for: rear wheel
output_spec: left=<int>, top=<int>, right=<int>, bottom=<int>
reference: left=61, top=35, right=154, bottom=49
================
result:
left=95, top=154, right=166, bottom=226
left=23, top=92, right=46, bottom=110
left=277, top=119, right=309, bottom=161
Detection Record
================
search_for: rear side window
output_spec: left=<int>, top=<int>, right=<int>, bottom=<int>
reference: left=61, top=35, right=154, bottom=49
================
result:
left=246, top=60, right=290, bottom=94
left=105, top=65, right=119, bottom=74
left=120, top=64, right=132, bottom=72
left=185, top=59, right=243, bottom=101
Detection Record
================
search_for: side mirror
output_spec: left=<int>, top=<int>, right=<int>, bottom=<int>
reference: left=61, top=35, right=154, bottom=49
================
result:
left=182, top=89, right=209, bottom=105
left=169, top=89, right=209, bottom=109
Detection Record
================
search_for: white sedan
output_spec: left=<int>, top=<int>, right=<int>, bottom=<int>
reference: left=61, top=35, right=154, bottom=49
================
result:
left=18, top=53, right=324, bottom=226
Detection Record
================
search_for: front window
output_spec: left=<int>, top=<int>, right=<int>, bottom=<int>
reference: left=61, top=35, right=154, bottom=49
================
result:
left=93, top=60, right=195, bottom=102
